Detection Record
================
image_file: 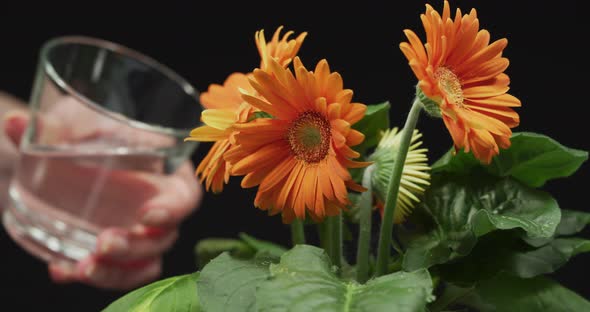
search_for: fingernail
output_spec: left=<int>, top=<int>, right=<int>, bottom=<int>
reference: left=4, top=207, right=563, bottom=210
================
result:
left=99, top=234, right=129, bottom=256
left=48, top=262, right=74, bottom=283
left=86, top=263, right=95, bottom=277
left=82, top=262, right=107, bottom=283
left=142, top=209, right=170, bottom=225
left=4, top=115, right=25, bottom=133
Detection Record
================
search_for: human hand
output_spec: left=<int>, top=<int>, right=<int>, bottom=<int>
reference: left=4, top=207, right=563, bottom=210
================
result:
left=0, top=92, right=26, bottom=206
left=2, top=100, right=203, bottom=290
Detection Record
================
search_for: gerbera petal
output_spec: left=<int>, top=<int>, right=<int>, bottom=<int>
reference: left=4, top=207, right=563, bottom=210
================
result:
left=463, top=84, right=510, bottom=98
left=200, top=73, right=252, bottom=110
left=331, top=119, right=351, bottom=137
left=461, top=58, right=510, bottom=84
left=325, top=200, right=343, bottom=217
left=408, top=59, right=428, bottom=81
left=201, top=109, right=236, bottom=130
left=456, top=38, right=508, bottom=74
left=346, top=179, right=367, bottom=193
left=446, top=15, right=480, bottom=64
left=328, top=155, right=352, bottom=180
left=241, top=92, right=293, bottom=119
left=338, top=144, right=361, bottom=159
left=277, top=162, right=304, bottom=210
left=493, top=133, right=512, bottom=149
left=315, top=59, right=331, bottom=93
left=241, top=163, right=276, bottom=188
left=346, top=129, right=365, bottom=147
left=259, top=157, right=298, bottom=193
left=400, top=42, right=417, bottom=62
left=328, top=167, right=348, bottom=204
left=340, top=157, right=373, bottom=169
left=442, top=113, right=466, bottom=149
left=469, top=128, right=499, bottom=164
left=317, top=162, right=335, bottom=201
left=403, top=29, right=428, bottom=64
left=467, top=93, right=521, bottom=107
left=287, top=165, right=307, bottom=220
left=342, top=103, right=367, bottom=124
left=231, top=143, right=287, bottom=175
left=458, top=109, right=512, bottom=136
left=257, top=26, right=307, bottom=71
left=251, top=70, right=302, bottom=114
left=332, top=128, right=347, bottom=148
left=302, top=165, right=319, bottom=214
left=196, top=140, right=231, bottom=193
left=328, top=102, right=343, bottom=120
left=335, top=89, right=353, bottom=105
left=326, top=73, right=344, bottom=101
left=187, top=126, right=228, bottom=142
left=464, top=101, right=519, bottom=121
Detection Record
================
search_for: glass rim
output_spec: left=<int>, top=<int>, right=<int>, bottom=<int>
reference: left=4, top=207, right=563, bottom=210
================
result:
left=39, top=35, right=200, bottom=138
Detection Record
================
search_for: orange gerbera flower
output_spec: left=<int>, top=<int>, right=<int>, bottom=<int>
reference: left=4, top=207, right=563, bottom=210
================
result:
left=400, top=1, right=521, bottom=163
left=186, top=73, right=254, bottom=193
left=256, top=26, right=307, bottom=72
left=225, top=57, right=369, bottom=223
left=186, top=27, right=307, bottom=193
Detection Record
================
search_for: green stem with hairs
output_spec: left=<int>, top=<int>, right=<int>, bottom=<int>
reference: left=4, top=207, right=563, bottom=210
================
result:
left=374, top=97, right=423, bottom=276
left=290, top=219, right=306, bottom=246
left=356, top=164, right=375, bottom=283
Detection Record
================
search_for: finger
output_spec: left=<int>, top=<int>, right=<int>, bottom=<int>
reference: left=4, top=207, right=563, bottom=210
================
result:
left=48, top=261, right=78, bottom=284
left=139, top=161, right=203, bottom=227
left=96, top=227, right=179, bottom=261
left=49, top=257, right=162, bottom=290
left=0, top=92, right=27, bottom=114
left=2, top=110, right=29, bottom=147
left=81, top=257, right=162, bottom=290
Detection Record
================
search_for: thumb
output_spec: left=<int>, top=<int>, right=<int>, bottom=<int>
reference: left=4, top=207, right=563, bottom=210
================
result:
left=3, top=111, right=29, bottom=148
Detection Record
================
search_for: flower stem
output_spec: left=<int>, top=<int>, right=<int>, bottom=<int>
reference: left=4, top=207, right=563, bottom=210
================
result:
left=356, top=164, right=375, bottom=283
left=375, top=97, right=423, bottom=276
left=324, top=218, right=333, bottom=259
left=290, top=219, right=306, bottom=246
left=331, top=214, right=343, bottom=269
left=318, top=222, right=328, bottom=251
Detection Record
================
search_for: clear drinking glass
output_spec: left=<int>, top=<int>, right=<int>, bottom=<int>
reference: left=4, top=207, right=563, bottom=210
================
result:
left=2, top=36, right=201, bottom=263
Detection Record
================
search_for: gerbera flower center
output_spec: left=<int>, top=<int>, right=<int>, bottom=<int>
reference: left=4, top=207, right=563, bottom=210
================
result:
left=286, top=111, right=332, bottom=163
left=434, top=67, right=464, bottom=107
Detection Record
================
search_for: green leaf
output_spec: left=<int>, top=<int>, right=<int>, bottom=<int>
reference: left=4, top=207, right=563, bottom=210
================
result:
left=512, top=238, right=590, bottom=276
left=555, top=209, right=590, bottom=236
left=457, top=273, right=590, bottom=311
left=194, top=238, right=254, bottom=269
left=248, top=111, right=274, bottom=121
left=469, top=180, right=561, bottom=238
left=238, top=233, right=288, bottom=258
left=197, top=253, right=270, bottom=312
left=523, top=209, right=590, bottom=247
left=351, top=101, right=390, bottom=156
left=439, top=232, right=590, bottom=285
left=400, top=173, right=561, bottom=271
left=433, top=132, right=588, bottom=187
left=103, top=272, right=200, bottom=312
left=431, top=149, right=480, bottom=175
left=255, top=245, right=433, bottom=312
left=491, top=132, right=588, bottom=187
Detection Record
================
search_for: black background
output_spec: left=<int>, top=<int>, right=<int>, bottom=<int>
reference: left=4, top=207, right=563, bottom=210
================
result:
left=0, top=0, right=586, bottom=310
